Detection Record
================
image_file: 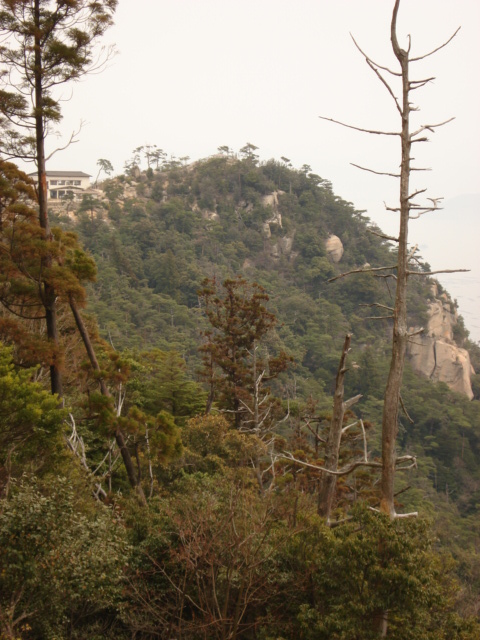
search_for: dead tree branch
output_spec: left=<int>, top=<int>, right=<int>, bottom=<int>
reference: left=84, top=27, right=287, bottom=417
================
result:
left=317, top=335, right=362, bottom=521
left=351, top=163, right=400, bottom=178
left=328, top=265, right=397, bottom=283
left=409, top=76, right=435, bottom=90
left=281, top=452, right=382, bottom=477
left=65, top=413, right=107, bottom=500
left=407, top=268, right=470, bottom=277
left=360, top=303, right=395, bottom=312
left=410, top=27, right=461, bottom=62
left=349, top=34, right=401, bottom=77
left=399, top=394, right=414, bottom=424
left=318, top=115, right=400, bottom=137
left=407, top=327, right=424, bottom=337
left=351, top=34, right=403, bottom=115
left=410, top=117, right=455, bottom=140
left=363, top=315, right=394, bottom=321
left=367, top=229, right=399, bottom=243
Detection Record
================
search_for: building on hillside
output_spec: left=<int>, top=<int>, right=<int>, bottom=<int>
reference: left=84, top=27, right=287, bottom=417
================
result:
left=28, top=170, right=91, bottom=201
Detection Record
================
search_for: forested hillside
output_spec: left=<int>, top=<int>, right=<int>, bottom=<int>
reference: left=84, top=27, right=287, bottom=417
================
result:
left=0, top=148, right=478, bottom=637
left=1, top=149, right=479, bottom=637
left=3, top=150, right=468, bottom=637
left=66, top=151, right=480, bottom=513
left=1, top=0, right=479, bottom=636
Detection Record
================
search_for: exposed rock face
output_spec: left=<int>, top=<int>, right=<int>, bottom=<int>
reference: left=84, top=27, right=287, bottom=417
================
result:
left=408, top=336, right=474, bottom=399
left=261, top=191, right=295, bottom=258
left=123, top=184, right=138, bottom=199
left=407, top=282, right=475, bottom=399
left=192, top=202, right=219, bottom=221
left=270, top=234, right=295, bottom=258
left=201, top=210, right=219, bottom=221
left=428, top=295, right=455, bottom=341
left=262, top=222, right=272, bottom=238
left=325, top=234, right=344, bottom=263
left=262, top=191, right=284, bottom=238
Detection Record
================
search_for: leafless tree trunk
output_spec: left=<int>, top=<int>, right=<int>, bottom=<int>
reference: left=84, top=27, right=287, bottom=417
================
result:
left=323, top=1, right=461, bottom=634
left=380, top=1, right=461, bottom=517
left=317, top=334, right=361, bottom=521
left=69, top=297, right=147, bottom=506
left=323, top=0, right=461, bottom=519
left=379, top=0, right=411, bottom=518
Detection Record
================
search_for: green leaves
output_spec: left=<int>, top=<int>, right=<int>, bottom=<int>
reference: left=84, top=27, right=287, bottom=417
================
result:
left=0, top=474, right=127, bottom=639
left=0, top=343, right=66, bottom=483
left=290, top=508, right=477, bottom=640
left=126, top=349, right=206, bottom=424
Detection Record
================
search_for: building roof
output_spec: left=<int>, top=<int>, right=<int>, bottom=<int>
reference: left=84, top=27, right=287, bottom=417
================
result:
left=28, top=170, right=91, bottom=178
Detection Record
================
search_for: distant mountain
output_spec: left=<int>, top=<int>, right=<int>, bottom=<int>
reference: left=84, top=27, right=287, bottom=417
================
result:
left=50, top=156, right=480, bottom=539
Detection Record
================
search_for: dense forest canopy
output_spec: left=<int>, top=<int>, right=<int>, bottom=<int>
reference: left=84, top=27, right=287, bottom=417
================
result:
left=1, top=149, right=478, bottom=638
left=1, top=1, right=479, bottom=638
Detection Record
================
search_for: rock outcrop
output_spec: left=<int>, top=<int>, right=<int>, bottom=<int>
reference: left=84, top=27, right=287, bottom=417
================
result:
left=325, top=234, right=344, bottom=263
left=262, top=191, right=284, bottom=238
left=270, top=233, right=295, bottom=259
left=407, top=282, right=475, bottom=399
left=260, top=191, right=296, bottom=259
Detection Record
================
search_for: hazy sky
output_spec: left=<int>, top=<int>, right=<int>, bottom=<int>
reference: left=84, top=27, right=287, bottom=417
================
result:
left=43, top=0, right=480, bottom=340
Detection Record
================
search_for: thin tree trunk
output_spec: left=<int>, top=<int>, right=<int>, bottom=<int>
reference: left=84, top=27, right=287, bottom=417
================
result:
left=380, top=0, right=410, bottom=519
left=373, top=610, right=389, bottom=637
left=318, top=334, right=361, bottom=521
left=34, top=0, right=63, bottom=397
left=69, top=297, right=147, bottom=506
left=376, top=2, right=411, bottom=636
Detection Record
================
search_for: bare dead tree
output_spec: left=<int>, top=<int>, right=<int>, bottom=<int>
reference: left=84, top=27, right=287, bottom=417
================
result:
left=69, top=297, right=147, bottom=506
left=65, top=412, right=118, bottom=501
left=320, top=0, right=464, bottom=519
left=279, top=334, right=417, bottom=522
left=317, top=334, right=362, bottom=522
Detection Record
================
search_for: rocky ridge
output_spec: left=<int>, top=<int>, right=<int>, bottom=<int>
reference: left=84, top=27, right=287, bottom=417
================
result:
left=319, top=224, right=474, bottom=399
left=407, top=282, right=475, bottom=399
left=65, top=171, right=475, bottom=399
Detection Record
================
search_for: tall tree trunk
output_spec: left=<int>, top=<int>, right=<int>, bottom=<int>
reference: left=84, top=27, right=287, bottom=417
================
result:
left=34, top=0, right=63, bottom=397
left=376, top=2, right=411, bottom=636
left=379, top=0, right=410, bottom=519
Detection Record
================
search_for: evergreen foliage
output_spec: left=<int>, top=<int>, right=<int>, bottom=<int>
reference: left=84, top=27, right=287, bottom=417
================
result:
left=0, top=152, right=478, bottom=636
left=49, top=155, right=477, bottom=512
left=0, top=0, right=477, bottom=632
left=0, top=475, right=127, bottom=639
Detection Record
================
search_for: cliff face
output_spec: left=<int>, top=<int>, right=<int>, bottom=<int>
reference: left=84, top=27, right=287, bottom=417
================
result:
left=407, top=283, right=475, bottom=399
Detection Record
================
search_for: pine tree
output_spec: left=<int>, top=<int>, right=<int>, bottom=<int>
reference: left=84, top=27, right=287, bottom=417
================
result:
left=0, top=0, right=117, bottom=394
left=199, top=276, right=290, bottom=431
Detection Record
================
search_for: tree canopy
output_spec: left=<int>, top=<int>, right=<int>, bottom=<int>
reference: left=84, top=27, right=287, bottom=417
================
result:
left=0, top=1, right=479, bottom=637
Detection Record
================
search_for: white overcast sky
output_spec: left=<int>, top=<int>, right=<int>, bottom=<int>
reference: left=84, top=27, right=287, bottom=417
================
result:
left=47, top=0, right=480, bottom=341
